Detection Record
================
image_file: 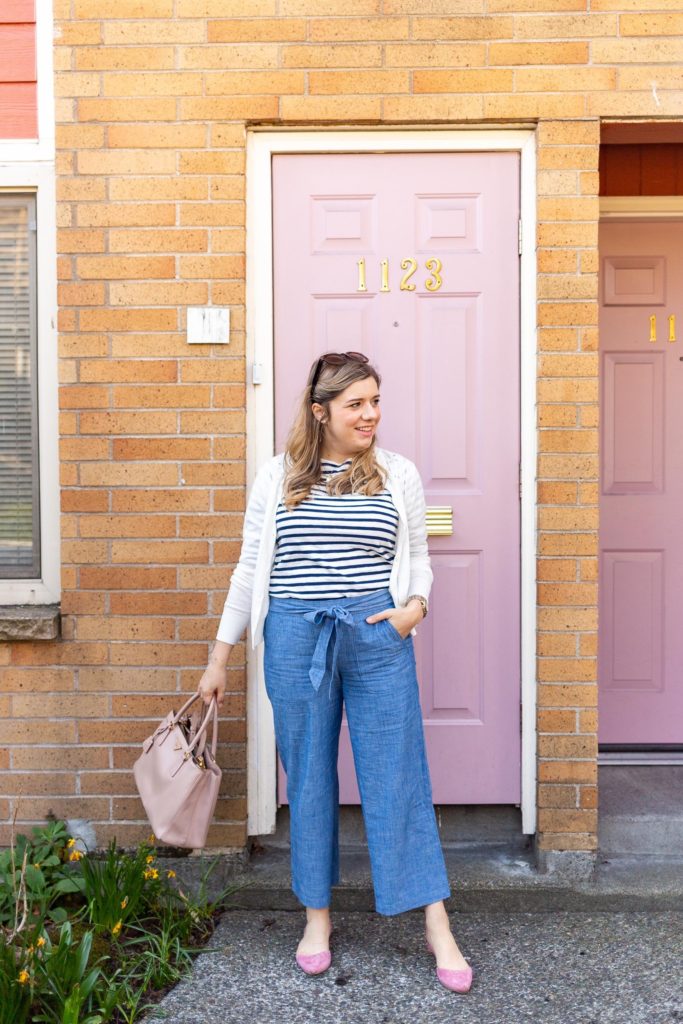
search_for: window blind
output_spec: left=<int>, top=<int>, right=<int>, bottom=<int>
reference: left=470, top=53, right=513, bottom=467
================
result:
left=0, top=195, right=40, bottom=578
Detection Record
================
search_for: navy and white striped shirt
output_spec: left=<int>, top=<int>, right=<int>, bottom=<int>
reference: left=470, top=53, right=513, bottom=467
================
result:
left=268, top=458, right=399, bottom=598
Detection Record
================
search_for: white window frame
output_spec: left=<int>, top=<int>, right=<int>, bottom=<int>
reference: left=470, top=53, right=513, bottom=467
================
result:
left=245, top=127, right=538, bottom=839
left=0, top=0, right=59, bottom=604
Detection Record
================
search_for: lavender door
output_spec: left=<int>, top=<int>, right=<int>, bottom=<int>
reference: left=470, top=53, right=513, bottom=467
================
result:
left=272, top=152, right=521, bottom=803
left=599, top=219, right=683, bottom=743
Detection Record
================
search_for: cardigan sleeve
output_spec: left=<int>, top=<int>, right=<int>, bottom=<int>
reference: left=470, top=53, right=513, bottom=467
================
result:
left=214, top=457, right=274, bottom=646
left=403, top=457, right=433, bottom=602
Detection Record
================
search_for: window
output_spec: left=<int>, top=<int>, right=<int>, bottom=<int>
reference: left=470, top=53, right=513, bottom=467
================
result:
left=0, top=1, right=59, bottom=619
left=0, top=194, right=39, bottom=579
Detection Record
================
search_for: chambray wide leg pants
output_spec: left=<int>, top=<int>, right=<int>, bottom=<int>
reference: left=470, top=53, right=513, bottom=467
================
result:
left=262, top=587, right=451, bottom=916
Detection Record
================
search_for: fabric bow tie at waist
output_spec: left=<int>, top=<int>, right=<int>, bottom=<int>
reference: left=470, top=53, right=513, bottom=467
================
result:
left=302, top=605, right=356, bottom=698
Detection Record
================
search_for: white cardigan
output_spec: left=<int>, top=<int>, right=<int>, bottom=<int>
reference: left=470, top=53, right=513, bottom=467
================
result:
left=215, top=446, right=433, bottom=648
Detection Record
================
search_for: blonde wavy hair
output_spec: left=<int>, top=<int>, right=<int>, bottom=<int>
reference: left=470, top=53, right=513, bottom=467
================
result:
left=281, top=356, right=387, bottom=511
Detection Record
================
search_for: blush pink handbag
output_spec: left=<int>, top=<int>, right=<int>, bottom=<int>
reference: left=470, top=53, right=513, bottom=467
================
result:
left=133, top=692, right=221, bottom=849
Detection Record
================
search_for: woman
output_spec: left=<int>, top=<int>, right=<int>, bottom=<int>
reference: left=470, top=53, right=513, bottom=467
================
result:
left=197, top=351, right=473, bottom=994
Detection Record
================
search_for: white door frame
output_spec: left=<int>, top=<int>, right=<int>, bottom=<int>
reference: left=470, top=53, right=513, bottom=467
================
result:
left=245, top=127, right=538, bottom=838
left=599, top=196, right=683, bottom=218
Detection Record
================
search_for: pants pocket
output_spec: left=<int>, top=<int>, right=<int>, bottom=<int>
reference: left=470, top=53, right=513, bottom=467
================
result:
left=383, top=617, right=408, bottom=643
left=263, top=611, right=318, bottom=704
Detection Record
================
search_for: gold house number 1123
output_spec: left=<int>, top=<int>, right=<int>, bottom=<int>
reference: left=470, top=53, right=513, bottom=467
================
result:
left=356, top=257, right=443, bottom=292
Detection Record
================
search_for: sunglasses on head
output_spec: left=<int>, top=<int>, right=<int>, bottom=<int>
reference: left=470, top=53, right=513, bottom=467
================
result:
left=309, top=351, right=369, bottom=397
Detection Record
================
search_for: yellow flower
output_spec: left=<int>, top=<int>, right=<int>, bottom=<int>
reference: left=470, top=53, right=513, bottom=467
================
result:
left=18, top=969, right=30, bottom=985
left=36, top=936, right=45, bottom=948
left=68, top=849, right=84, bottom=862
left=166, top=869, right=176, bottom=878
left=148, top=833, right=155, bottom=843
left=121, top=895, right=129, bottom=909
left=66, top=838, right=76, bottom=848
left=143, top=867, right=159, bottom=880
left=33, top=862, right=41, bottom=869
left=145, top=854, right=155, bottom=864
left=111, top=920, right=122, bottom=937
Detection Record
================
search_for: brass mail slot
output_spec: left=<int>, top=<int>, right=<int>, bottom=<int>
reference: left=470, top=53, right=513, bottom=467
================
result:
left=425, top=506, right=453, bottom=536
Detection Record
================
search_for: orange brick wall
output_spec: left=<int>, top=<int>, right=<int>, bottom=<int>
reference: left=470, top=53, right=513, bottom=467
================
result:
left=6, top=0, right=682, bottom=854
left=535, top=117, right=599, bottom=854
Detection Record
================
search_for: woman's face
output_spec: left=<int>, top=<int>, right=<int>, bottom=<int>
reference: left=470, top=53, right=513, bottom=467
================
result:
left=313, top=375, right=381, bottom=457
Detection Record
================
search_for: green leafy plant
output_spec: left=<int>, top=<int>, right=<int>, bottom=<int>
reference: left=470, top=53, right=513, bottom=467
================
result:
left=0, top=929, right=31, bottom=1024
left=79, top=838, right=157, bottom=938
left=30, top=920, right=107, bottom=1024
left=172, top=853, right=244, bottom=944
left=119, top=911, right=194, bottom=992
left=105, top=958, right=161, bottom=1024
left=0, top=817, right=244, bottom=1024
left=0, top=819, right=84, bottom=931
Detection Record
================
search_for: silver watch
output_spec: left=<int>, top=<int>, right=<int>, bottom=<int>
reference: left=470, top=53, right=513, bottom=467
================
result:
left=406, top=594, right=428, bottom=620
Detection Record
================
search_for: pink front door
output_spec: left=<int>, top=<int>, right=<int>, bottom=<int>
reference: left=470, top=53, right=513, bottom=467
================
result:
left=272, top=152, right=521, bottom=803
left=599, top=219, right=683, bottom=743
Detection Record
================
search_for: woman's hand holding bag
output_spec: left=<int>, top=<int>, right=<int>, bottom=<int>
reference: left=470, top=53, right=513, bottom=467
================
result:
left=197, top=641, right=234, bottom=708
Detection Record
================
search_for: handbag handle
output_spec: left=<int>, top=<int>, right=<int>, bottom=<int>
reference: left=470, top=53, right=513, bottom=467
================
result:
left=171, top=691, right=219, bottom=759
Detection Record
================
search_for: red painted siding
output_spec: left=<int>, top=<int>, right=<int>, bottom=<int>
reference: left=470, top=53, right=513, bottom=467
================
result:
left=600, top=144, right=683, bottom=196
left=0, top=1, right=36, bottom=139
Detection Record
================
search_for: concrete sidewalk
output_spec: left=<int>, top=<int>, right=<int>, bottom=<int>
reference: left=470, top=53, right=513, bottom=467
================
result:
left=139, top=844, right=683, bottom=1024
left=142, top=906, right=683, bottom=1024
left=139, top=770, right=683, bottom=1015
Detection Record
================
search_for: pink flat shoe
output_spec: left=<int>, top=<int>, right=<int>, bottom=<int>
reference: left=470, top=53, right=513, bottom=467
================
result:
left=296, top=949, right=331, bottom=975
left=425, top=935, right=473, bottom=993
left=295, top=928, right=334, bottom=975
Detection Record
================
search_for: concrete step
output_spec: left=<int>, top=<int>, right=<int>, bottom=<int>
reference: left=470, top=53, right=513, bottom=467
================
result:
left=150, top=824, right=683, bottom=914
left=151, top=768, right=683, bottom=912
left=599, top=815, right=683, bottom=855
left=169, top=844, right=683, bottom=914
left=598, top=765, right=683, bottom=855
left=266, top=804, right=529, bottom=850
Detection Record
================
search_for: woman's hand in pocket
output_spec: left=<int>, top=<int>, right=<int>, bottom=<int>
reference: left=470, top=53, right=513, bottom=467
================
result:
left=365, top=602, right=422, bottom=640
